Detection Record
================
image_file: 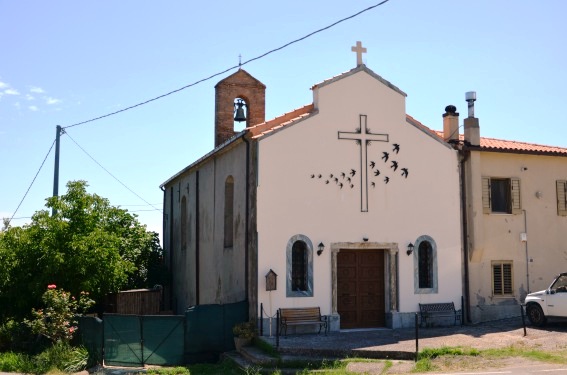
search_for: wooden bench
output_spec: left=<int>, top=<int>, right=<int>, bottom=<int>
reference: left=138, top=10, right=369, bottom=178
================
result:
left=419, top=302, right=462, bottom=327
left=279, top=307, right=328, bottom=336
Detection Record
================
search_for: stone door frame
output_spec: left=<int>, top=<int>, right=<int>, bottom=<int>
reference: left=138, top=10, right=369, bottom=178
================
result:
left=331, top=242, right=399, bottom=327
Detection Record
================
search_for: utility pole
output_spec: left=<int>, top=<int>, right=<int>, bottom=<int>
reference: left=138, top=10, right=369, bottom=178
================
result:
left=52, top=125, right=62, bottom=216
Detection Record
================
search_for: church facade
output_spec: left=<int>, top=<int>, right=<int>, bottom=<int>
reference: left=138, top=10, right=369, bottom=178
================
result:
left=161, top=45, right=463, bottom=330
left=161, top=43, right=567, bottom=329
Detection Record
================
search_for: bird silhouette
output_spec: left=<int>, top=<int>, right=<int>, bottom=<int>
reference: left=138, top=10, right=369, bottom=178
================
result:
left=325, top=180, right=329, bottom=184
left=310, top=174, right=315, bottom=178
left=347, top=177, right=351, bottom=183
left=382, top=152, right=389, bottom=162
left=341, top=172, right=346, bottom=179
left=370, top=161, right=376, bottom=168
left=318, top=174, right=322, bottom=178
left=374, top=169, right=381, bottom=176
left=350, top=184, right=354, bottom=188
left=384, top=177, right=390, bottom=184
left=334, top=177, right=339, bottom=183
left=391, top=161, right=398, bottom=171
left=350, top=169, right=356, bottom=177
left=401, top=168, right=409, bottom=178
left=393, top=144, right=400, bottom=154
left=371, top=182, right=376, bottom=188
left=329, top=174, right=334, bottom=178
left=338, top=183, right=343, bottom=189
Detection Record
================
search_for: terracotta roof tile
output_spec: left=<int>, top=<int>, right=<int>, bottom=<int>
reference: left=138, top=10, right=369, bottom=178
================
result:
left=428, top=128, right=567, bottom=155
left=247, top=104, right=314, bottom=138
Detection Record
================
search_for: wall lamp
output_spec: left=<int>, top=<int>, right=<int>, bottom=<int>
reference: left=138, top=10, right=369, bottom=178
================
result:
left=317, top=242, right=325, bottom=256
left=406, top=242, right=414, bottom=256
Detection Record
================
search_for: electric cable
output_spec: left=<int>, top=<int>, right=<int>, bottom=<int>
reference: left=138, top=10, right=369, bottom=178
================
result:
left=64, top=131, right=162, bottom=212
left=7, top=139, right=56, bottom=226
left=62, top=0, right=391, bottom=130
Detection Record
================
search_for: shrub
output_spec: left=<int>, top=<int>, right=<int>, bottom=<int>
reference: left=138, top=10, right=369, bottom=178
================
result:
left=24, top=285, right=94, bottom=344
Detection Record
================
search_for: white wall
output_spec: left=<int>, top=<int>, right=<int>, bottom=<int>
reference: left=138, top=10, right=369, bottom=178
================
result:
left=255, top=69, right=462, bottom=318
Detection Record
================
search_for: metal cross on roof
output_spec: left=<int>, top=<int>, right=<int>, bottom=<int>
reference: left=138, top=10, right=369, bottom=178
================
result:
left=351, top=41, right=367, bottom=66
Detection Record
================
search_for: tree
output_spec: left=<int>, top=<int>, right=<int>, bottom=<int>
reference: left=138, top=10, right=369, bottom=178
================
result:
left=0, top=180, right=166, bottom=320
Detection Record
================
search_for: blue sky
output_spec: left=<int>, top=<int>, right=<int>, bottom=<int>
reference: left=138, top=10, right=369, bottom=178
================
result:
left=1, top=0, right=566, bottom=240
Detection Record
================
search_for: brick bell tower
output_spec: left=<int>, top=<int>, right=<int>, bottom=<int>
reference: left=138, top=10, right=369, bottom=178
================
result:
left=214, top=69, right=266, bottom=147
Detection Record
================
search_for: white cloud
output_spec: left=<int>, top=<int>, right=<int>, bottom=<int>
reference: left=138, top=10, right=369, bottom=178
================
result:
left=4, top=88, right=19, bottom=95
left=14, top=102, right=21, bottom=109
left=26, top=94, right=34, bottom=100
left=0, top=81, right=8, bottom=89
left=46, top=97, right=61, bottom=105
left=28, top=105, right=39, bottom=112
left=30, top=86, right=45, bottom=94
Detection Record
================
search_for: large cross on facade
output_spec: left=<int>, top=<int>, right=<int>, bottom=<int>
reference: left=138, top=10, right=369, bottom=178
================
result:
left=351, top=41, right=367, bottom=66
left=339, top=115, right=388, bottom=212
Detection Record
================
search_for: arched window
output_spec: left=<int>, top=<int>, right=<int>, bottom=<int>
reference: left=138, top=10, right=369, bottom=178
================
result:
left=418, top=241, right=433, bottom=288
left=292, top=241, right=308, bottom=291
left=181, top=196, right=187, bottom=251
left=286, top=234, right=313, bottom=297
left=224, top=176, right=234, bottom=248
left=413, top=235, right=438, bottom=294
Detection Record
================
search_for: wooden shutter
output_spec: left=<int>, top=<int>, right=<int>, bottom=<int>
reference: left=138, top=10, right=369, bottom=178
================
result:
left=493, top=262, right=513, bottom=296
left=482, top=177, right=491, bottom=214
left=511, top=178, right=521, bottom=214
left=503, top=263, right=513, bottom=295
left=492, top=264, right=502, bottom=295
left=557, top=180, right=567, bottom=216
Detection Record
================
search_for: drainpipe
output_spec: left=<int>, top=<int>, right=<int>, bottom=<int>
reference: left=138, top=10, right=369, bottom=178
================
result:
left=242, top=136, right=251, bottom=315
left=169, top=186, right=174, bottom=310
left=460, top=148, right=472, bottom=324
left=160, top=185, right=166, bottom=310
left=195, top=170, right=200, bottom=305
left=523, top=210, right=530, bottom=294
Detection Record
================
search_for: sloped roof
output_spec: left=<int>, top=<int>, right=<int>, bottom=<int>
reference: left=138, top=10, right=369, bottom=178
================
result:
left=311, top=64, right=407, bottom=97
left=215, top=68, right=266, bottom=88
left=247, top=104, right=315, bottom=139
left=430, top=131, right=567, bottom=156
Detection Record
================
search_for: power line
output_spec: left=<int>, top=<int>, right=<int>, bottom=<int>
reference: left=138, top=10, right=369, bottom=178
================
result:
left=8, top=139, right=56, bottom=226
left=63, top=0, right=391, bottom=130
left=64, top=131, right=162, bottom=212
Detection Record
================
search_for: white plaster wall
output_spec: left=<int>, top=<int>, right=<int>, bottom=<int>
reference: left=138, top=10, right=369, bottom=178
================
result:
left=468, top=151, right=567, bottom=321
left=256, top=70, right=462, bottom=317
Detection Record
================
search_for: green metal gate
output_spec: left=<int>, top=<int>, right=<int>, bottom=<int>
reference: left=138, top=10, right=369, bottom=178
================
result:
left=104, top=314, right=184, bottom=367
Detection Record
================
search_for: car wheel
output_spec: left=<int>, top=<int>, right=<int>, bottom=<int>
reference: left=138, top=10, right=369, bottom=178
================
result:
left=526, top=304, right=547, bottom=326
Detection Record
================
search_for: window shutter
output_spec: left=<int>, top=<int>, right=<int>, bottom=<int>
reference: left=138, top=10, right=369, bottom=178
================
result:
left=511, top=178, right=521, bottom=214
left=482, top=177, right=491, bottom=214
left=503, top=263, right=513, bottom=294
left=492, top=264, right=502, bottom=295
left=557, top=180, right=567, bottom=216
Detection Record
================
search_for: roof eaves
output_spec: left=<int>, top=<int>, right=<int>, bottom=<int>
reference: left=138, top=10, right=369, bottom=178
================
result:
left=160, top=131, right=247, bottom=188
left=312, top=65, right=407, bottom=97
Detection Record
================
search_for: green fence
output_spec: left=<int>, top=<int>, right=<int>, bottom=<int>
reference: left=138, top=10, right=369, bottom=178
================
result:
left=78, top=316, right=103, bottom=365
left=103, top=314, right=185, bottom=367
left=185, top=300, right=248, bottom=363
left=78, top=300, right=249, bottom=366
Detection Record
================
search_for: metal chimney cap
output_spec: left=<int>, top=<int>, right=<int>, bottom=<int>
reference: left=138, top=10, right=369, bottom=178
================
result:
left=465, top=91, right=477, bottom=101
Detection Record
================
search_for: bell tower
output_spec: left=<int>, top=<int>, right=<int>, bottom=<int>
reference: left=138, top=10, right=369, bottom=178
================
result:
left=214, top=69, right=266, bottom=147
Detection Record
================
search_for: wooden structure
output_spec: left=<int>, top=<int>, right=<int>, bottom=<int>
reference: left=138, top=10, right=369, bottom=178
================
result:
left=279, top=307, right=327, bottom=336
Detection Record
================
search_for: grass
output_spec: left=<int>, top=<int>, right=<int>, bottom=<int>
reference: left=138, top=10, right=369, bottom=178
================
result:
left=413, top=345, right=567, bottom=373
left=0, top=342, right=91, bottom=374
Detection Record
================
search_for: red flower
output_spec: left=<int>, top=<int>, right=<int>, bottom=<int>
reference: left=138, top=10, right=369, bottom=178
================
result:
left=47, top=284, right=56, bottom=289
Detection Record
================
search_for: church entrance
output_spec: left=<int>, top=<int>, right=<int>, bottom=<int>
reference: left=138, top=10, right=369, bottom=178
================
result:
left=337, top=249, right=385, bottom=329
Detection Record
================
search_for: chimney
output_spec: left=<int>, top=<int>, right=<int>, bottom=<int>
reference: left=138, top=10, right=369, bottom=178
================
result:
left=464, top=91, right=480, bottom=146
left=443, top=105, right=459, bottom=143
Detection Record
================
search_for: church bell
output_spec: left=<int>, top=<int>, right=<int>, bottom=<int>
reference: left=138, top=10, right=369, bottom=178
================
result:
left=234, top=99, right=247, bottom=122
